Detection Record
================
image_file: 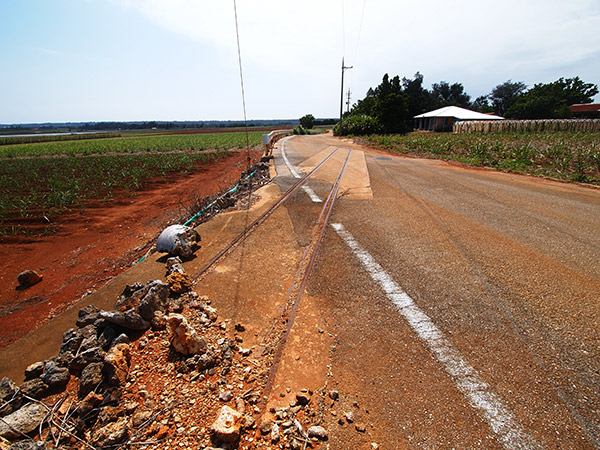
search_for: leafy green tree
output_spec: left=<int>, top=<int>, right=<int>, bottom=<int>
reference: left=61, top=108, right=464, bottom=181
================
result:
left=333, top=114, right=381, bottom=136
left=372, top=74, right=410, bottom=134
left=472, top=95, right=495, bottom=113
left=340, top=74, right=410, bottom=135
left=489, top=80, right=527, bottom=115
left=506, top=77, right=598, bottom=119
left=402, top=72, right=437, bottom=118
left=431, top=81, right=471, bottom=108
left=299, top=114, right=315, bottom=129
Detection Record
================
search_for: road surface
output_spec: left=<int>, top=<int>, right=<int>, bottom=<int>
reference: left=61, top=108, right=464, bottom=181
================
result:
left=273, top=133, right=600, bottom=449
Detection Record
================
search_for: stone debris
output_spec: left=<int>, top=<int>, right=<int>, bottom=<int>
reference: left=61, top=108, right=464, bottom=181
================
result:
left=0, top=377, right=21, bottom=417
left=356, top=422, right=367, bottom=432
left=167, top=313, right=207, bottom=355
left=166, top=271, right=194, bottom=295
left=40, top=361, right=70, bottom=390
left=156, top=224, right=200, bottom=259
left=6, top=439, right=47, bottom=450
left=209, top=405, right=242, bottom=443
left=16, top=270, right=42, bottom=289
left=90, top=417, right=129, bottom=447
left=308, top=425, right=329, bottom=441
left=0, top=403, right=47, bottom=439
left=1, top=229, right=364, bottom=450
left=103, top=343, right=131, bottom=387
left=270, top=422, right=281, bottom=443
left=99, top=309, right=150, bottom=331
left=165, top=256, right=185, bottom=275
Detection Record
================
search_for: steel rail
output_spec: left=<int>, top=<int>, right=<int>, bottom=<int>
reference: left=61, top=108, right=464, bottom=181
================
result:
left=191, top=146, right=340, bottom=281
left=259, top=148, right=353, bottom=408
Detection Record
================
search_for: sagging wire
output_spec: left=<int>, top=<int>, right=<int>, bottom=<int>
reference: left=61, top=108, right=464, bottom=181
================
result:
left=341, top=0, right=347, bottom=59
left=347, top=0, right=367, bottom=108
left=233, top=0, right=251, bottom=170
left=353, top=0, right=367, bottom=66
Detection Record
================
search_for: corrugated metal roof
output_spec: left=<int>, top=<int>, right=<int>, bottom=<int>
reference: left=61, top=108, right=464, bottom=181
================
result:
left=414, top=106, right=504, bottom=120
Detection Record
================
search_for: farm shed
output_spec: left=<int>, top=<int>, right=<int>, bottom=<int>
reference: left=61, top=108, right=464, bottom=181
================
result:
left=569, top=103, right=600, bottom=119
left=414, top=106, right=504, bottom=132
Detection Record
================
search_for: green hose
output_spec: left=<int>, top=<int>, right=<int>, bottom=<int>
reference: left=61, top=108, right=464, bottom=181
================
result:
left=136, top=169, right=259, bottom=264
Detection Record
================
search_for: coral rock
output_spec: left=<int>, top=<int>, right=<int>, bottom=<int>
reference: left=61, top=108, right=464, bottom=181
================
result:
left=167, top=272, right=194, bottom=295
left=210, top=405, right=242, bottom=443
left=167, top=314, right=207, bottom=355
left=103, top=343, right=131, bottom=386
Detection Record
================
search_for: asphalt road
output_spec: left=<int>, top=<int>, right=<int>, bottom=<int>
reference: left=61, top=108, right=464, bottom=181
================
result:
left=276, top=133, right=600, bottom=450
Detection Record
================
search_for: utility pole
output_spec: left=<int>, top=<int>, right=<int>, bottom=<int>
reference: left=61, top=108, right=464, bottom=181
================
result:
left=339, top=57, right=353, bottom=136
left=346, top=89, right=352, bottom=113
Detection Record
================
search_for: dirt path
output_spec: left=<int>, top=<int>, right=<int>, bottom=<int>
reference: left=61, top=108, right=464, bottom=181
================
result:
left=0, top=149, right=263, bottom=348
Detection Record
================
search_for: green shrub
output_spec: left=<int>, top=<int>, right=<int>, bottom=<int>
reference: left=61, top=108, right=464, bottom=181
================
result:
left=333, top=115, right=382, bottom=136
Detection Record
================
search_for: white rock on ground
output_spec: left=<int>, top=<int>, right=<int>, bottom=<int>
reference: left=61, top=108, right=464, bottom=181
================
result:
left=167, top=314, right=207, bottom=355
left=210, top=405, right=242, bottom=443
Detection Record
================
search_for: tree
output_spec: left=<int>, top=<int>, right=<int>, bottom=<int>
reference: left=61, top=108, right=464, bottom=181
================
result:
left=372, top=74, right=410, bottom=134
left=299, top=114, right=315, bottom=129
left=340, top=73, right=411, bottom=135
left=505, top=77, right=599, bottom=119
left=472, top=95, right=495, bottom=113
left=402, top=72, right=437, bottom=118
left=431, top=81, right=471, bottom=108
left=489, top=80, right=527, bottom=115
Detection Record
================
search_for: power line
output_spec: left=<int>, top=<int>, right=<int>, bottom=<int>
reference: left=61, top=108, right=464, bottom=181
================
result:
left=353, top=0, right=367, bottom=65
left=341, top=0, right=346, bottom=57
left=233, top=0, right=251, bottom=169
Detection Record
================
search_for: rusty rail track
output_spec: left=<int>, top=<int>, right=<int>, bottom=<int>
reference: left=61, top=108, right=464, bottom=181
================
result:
left=259, top=148, right=353, bottom=408
left=191, top=147, right=340, bottom=281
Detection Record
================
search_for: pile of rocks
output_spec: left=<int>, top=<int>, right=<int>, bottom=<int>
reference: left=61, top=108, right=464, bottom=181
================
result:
left=0, top=254, right=207, bottom=449
left=1, top=253, right=335, bottom=450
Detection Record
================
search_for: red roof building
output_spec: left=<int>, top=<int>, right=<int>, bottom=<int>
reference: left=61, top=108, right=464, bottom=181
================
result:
left=570, top=103, right=600, bottom=118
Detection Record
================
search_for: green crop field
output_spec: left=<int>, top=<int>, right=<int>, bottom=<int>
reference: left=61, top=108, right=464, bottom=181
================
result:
left=0, top=130, right=264, bottom=157
left=0, top=131, right=264, bottom=236
left=358, top=131, right=600, bottom=184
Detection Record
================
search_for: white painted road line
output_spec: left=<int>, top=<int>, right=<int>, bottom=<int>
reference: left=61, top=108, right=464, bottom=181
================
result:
left=280, top=138, right=323, bottom=203
left=331, top=222, right=542, bottom=450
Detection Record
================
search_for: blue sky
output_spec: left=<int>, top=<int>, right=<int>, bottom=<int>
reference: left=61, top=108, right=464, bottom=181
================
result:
left=1, top=0, right=599, bottom=123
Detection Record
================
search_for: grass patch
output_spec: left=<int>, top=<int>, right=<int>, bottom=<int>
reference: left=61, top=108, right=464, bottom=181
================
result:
left=357, top=132, right=600, bottom=184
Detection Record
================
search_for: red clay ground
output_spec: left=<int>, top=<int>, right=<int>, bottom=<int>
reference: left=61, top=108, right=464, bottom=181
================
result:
left=0, top=149, right=264, bottom=348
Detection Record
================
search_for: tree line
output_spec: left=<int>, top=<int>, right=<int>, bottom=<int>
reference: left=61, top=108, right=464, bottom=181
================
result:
left=335, top=73, right=598, bottom=135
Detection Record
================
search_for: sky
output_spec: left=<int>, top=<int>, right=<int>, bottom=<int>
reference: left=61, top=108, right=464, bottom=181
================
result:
left=1, top=0, right=599, bottom=124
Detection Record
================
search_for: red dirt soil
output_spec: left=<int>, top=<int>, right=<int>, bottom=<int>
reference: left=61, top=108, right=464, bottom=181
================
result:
left=0, top=149, right=264, bottom=348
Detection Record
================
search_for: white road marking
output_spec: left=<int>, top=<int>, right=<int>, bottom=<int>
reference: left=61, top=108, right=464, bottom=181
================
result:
left=331, top=222, right=542, bottom=450
left=280, top=138, right=322, bottom=203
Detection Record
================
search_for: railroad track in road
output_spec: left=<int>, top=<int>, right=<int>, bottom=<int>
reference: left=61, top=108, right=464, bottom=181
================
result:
left=190, top=143, right=353, bottom=417
left=192, top=146, right=340, bottom=282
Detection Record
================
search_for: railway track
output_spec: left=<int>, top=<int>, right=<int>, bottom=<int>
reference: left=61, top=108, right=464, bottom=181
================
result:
left=190, top=144, right=352, bottom=419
